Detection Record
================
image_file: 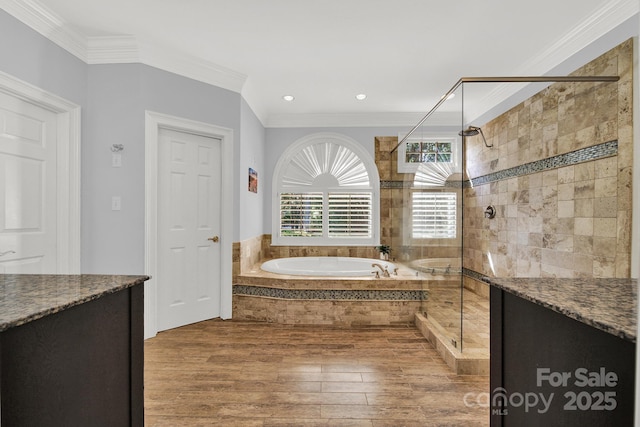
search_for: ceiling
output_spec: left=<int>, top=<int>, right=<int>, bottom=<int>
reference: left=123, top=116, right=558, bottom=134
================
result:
left=4, top=0, right=637, bottom=127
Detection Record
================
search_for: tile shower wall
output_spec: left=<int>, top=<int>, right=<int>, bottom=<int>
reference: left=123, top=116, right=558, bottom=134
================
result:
left=463, top=39, right=633, bottom=278
left=375, top=136, right=462, bottom=260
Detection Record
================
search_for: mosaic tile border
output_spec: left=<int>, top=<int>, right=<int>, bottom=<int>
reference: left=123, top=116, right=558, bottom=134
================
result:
left=381, top=140, right=617, bottom=189
left=233, top=285, right=428, bottom=301
left=463, top=268, right=489, bottom=282
left=471, top=140, right=618, bottom=186
left=380, top=180, right=461, bottom=189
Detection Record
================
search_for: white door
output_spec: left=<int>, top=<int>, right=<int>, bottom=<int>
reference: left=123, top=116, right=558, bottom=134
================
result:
left=0, top=91, right=58, bottom=273
left=157, top=128, right=222, bottom=331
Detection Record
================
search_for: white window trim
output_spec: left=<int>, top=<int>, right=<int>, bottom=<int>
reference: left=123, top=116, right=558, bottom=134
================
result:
left=271, top=132, right=380, bottom=246
left=397, top=132, right=461, bottom=177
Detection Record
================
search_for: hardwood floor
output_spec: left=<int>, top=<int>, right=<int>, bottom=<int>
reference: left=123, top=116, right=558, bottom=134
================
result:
left=144, top=320, right=489, bottom=426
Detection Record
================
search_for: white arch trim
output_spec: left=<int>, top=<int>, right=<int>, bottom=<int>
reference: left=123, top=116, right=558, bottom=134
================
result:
left=271, top=132, right=380, bottom=246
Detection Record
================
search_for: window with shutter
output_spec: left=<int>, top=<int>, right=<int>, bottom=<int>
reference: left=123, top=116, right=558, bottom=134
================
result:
left=412, top=192, right=457, bottom=239
left=328, top=193, right=372, bottom=238
left=272, top=133, right=380, bottom=246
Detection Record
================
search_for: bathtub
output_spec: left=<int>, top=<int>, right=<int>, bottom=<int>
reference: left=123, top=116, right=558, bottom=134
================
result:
left=260, top=256, right=396, bottom=277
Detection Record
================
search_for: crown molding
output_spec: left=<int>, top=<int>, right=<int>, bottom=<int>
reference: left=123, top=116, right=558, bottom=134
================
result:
left=1, top=0, right=247, bottom=93
left=0, top=0, right=87, bottom=61
left=86, top=36, right=139, bottom=64
left=137, top=41, right=247, bottom=93
left=466, top=0, right=639, bottom=121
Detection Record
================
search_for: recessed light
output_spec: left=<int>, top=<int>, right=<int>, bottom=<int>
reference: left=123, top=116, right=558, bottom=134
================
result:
left=282, top=95, right=295, bottom=102
left=355, top=93, right=367, bottom=101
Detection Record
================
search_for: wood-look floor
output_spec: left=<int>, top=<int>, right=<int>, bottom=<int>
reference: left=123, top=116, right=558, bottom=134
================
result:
left=144, top=320, right=490, bottom=426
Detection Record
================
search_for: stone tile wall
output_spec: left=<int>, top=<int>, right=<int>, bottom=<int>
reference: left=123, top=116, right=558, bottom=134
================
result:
left=463, top=39, right=633, bottom=278
left=232, top=296, right=421, bottom=326
left=375, top=136, right=463, bottom=261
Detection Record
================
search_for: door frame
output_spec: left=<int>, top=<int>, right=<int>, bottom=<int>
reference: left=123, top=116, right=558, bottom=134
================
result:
left=0, top=70, right=81, bottom=273
left=144, top=111, right=233, bottom=339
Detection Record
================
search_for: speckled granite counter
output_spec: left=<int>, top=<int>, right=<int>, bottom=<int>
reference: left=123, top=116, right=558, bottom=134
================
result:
left=483, top=277, right=637, bottom=342
left=0, top=274, right=149, bottom=332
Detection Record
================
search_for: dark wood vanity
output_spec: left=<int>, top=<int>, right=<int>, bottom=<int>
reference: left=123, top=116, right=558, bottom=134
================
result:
left=0, top=274, right=148, bottom=427
left=487, top=277, right=636, bottom=426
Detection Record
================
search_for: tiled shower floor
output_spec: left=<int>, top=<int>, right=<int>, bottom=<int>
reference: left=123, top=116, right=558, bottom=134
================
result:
left=423, top=284, right=490, bottom=358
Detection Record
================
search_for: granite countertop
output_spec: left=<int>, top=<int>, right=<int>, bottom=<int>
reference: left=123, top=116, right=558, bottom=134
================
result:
left=0, top=274, right=149, bottom=332
left=483, top=277, right=637, bottom=343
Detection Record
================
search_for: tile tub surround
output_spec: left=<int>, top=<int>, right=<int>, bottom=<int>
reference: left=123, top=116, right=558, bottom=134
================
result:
left=233, top=262, right=434, bottom=326
left=233, top=236, right=384, bottom=280
left=0, top=274, right=150, bottom=331
left=483, top=277, right=637, bottom=342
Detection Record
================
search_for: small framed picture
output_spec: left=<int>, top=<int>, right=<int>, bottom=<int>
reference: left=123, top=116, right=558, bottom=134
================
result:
left=248, top=168, right=258, bottom=193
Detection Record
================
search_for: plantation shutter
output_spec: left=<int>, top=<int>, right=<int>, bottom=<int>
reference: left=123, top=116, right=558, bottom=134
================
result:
left=328, top=192, right=372, bottom=237
left=279, top=193, right=323, bottom=237
left=412, top=192, right=456, bottom=238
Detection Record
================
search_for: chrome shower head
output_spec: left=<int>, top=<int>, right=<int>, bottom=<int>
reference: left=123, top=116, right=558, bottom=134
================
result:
left=458, top=126, right=492, bottom=148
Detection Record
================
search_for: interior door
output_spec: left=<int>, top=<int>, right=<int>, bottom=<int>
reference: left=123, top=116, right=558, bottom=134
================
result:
left=157, top=128, right=222, bottom=331
left=0, top=91, right=58, bottom=273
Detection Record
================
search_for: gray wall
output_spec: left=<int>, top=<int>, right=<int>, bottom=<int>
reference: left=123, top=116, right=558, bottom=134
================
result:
left=0, top=10, right=86, bottom=106
left=239, top=98, right=266, bottom=240
left=83, top=64, right=241, bottom=274
left=83, top=64, right=144, bottom=274
left=0, top=10, right=245, bottom=274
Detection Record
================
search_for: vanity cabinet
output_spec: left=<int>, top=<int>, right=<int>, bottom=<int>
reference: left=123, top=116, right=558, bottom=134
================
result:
left=0, top=275, right=148, bottom=427
left=487, top=278, right=636, bottom=427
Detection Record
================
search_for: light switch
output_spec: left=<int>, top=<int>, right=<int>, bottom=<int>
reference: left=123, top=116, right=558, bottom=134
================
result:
left=112, top=196, right=121, bottom=211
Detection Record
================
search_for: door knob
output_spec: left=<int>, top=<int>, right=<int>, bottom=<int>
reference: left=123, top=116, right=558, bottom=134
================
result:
left=0, top=250, right=15, bottom=257
left=208, top=236, right=219, bottom=243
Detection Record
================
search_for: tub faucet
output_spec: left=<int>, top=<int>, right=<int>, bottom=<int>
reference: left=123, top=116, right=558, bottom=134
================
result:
left=372, top=263, right=389, bottom=278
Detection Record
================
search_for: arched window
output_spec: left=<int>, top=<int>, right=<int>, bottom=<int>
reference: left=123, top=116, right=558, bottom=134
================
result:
left=272, top=133, right=380, bottom=246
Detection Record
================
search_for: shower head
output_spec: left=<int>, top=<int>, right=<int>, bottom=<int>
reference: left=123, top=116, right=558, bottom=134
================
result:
left=458, top=126, right=480, bottom=137
left=458, top=126, right=493, bottom=148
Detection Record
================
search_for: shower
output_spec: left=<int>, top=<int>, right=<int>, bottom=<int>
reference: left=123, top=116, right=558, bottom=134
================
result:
left=458, top=126, right=492, bottom=148
left=388, top=74, right=619, bottom=357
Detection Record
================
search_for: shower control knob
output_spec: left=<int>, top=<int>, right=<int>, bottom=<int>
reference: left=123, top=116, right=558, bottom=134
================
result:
left=208, top=236, right=219, bottom=243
